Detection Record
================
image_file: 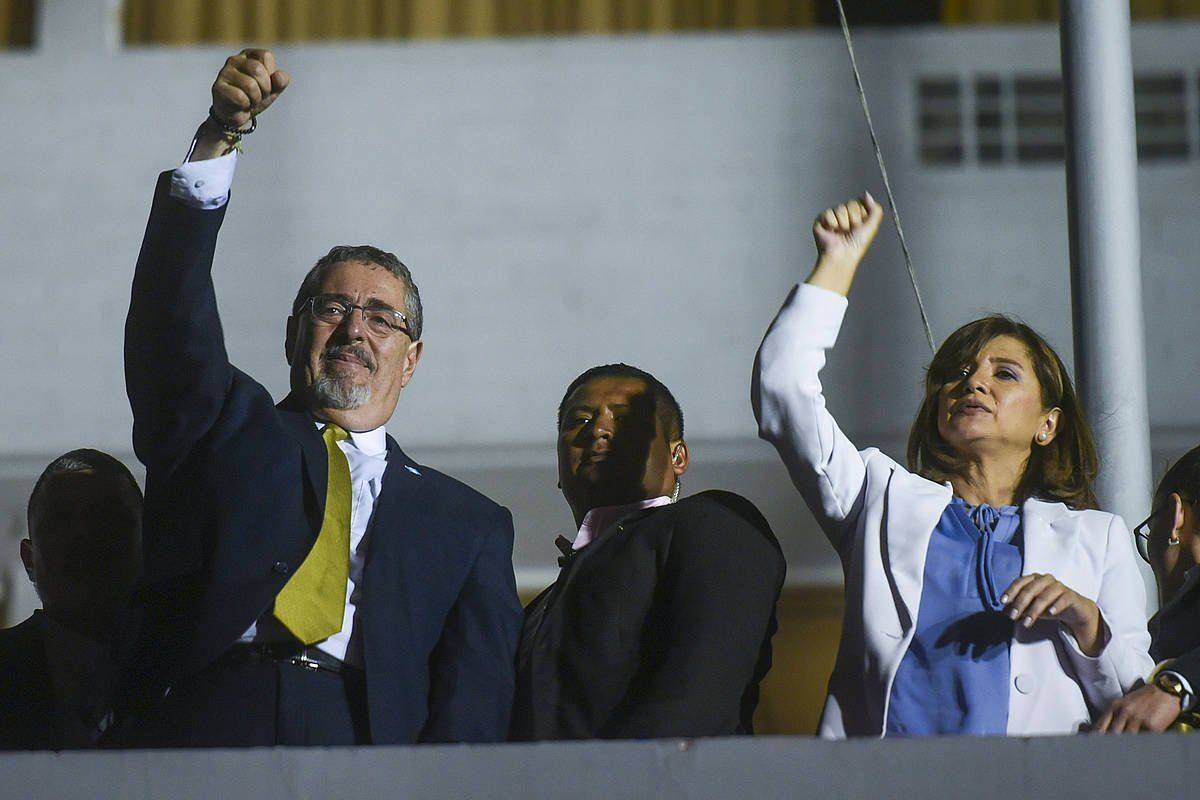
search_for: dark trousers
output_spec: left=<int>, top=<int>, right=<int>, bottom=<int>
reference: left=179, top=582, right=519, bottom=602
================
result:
left=115, top=653, right=370, bottom=748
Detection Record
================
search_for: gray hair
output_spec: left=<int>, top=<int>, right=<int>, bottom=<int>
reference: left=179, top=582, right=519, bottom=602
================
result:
left=291, top=245, right=423, bottom=341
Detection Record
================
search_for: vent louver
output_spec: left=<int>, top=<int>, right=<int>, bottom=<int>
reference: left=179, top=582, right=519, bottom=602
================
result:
left=917, top=70, right=1195, bottom=166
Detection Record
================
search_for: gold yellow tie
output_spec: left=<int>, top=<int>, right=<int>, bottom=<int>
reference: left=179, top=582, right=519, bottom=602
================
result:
left=274, top=423, right=352, bottom=645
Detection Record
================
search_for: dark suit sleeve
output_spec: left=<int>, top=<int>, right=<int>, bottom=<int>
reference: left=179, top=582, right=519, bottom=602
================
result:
left=1168, top=648, right=1200, bottom=693
left=125, top=172, right=233, bottom=476
left=604, top=494, right=786, bottom=738
left=420, top=505, right=524, bottom=743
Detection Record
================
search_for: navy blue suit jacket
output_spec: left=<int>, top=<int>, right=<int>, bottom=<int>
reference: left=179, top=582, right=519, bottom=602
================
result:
left=1150, top=570, right=1200, bottom=692
left=0, top=612, right=55, bottom=750
left=120, top=173, right=522, bottom=744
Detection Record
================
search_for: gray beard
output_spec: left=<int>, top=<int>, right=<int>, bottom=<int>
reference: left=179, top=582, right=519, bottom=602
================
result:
left=312, top=373, right=371, bottom=410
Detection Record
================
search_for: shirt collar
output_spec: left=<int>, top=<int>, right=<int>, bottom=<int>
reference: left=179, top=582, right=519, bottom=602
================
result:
left=312, top=420, right=388, bottom=457
left=573, top=496, right=672, bottom=551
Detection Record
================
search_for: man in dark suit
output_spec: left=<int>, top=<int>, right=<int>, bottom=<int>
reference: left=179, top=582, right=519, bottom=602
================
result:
left=1098, top=444, right=1200, bottom=733
left=1, top=449, right=143, bottom=750
left=511, top=364, right=786, bottom=740
left=115, top=49, right=522, bottom=746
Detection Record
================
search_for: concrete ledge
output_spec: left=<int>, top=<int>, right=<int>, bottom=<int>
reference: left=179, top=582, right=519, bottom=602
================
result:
left=0, top=734, right=1193, bottom=800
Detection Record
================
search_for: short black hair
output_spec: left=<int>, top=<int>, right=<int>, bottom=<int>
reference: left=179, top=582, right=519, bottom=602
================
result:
left=291, top=244, right=423, bottom=341
left=558, top=364, right=684, bottom=440
left=27, top=449, right=143, bottom=540
left=1156, top=445, right=1200, bottom=505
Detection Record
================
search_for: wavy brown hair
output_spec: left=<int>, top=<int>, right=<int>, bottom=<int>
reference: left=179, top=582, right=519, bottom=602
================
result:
left=906, top=315, right=1098, bottom=509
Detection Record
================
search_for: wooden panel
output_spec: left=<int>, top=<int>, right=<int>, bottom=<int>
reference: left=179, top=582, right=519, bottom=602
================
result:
left=944, top=0, right=1200, bottom=23
left=754, top=586, right=843, bottom=735
left=116, top=0, right=1200, bottom=44
left=3, top=0, right=34, bottom=47
left=120, top=0, right=823, bottom=44
left=942, top=0, right=1057, bottom=24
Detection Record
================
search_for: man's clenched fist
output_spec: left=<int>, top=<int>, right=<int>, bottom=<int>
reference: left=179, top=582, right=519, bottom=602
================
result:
left=190, top=49, right=289, bottom=161
left=212, top=48, right=290, bottom=128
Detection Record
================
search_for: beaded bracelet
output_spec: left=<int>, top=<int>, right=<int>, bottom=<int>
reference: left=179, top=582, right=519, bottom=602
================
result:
left=207, top=106, right=257, bottom=138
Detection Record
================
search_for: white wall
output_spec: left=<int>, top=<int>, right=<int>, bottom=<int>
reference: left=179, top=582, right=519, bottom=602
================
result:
left=2, top=3, right=1200, bottom=622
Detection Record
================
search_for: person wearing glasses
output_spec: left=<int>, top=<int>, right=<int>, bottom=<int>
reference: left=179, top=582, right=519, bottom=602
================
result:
left=1097, top=445, right=1200, bottom=732
left=114, top=50, right=522, bottom=746
left=752, top=194, right=1152, bottom=736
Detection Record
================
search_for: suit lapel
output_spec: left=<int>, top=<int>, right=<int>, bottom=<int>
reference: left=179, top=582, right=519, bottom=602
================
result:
left=555, top=505, right=662, bottom=595
left=1022, top=500, right=1082, bottom=589
left=374, top=436, right=424, bottom=534
left=363, top=436, right=426, bottom=588
left=276, top=393, right=328, bottom=522
left=884, top=470, right=951, bottom=634
left=357, top=437, right=427, bottom=699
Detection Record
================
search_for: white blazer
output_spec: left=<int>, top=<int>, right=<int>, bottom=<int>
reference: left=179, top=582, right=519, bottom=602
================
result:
left=752, top=284, right=1153, bottom=738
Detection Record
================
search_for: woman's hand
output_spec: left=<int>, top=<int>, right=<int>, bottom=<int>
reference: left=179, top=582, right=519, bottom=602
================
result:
left=806, top=193, right=884, bottom=296
left=1094, top=683, right=1182, bottom=733
left=1001, top=572, right=1105, bottom=656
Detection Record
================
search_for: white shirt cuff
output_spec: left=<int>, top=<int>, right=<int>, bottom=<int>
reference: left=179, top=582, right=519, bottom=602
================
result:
left=169, top=150, right=238, bottom=210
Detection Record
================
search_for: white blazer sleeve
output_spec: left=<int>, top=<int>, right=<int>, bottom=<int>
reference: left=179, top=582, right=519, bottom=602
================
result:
left=751, top=283, right=868, bottom=553
left=1058, top=512, right=1154, bottom=709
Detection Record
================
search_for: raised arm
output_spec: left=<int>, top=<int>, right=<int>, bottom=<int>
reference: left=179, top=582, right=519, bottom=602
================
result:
left=124, top=51, right=289, bottom=474
left=750, top=195, right=884, bottom=550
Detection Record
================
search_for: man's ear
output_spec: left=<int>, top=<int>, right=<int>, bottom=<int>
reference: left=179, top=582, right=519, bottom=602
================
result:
left=284, top=316, right=298, bottom=366
left=19, top=538, right=36, bottom=585
left=1170, top=492, right=1191, bottom=544
left=399, top=340, right=424, bottom=388
left=671, top=440, right=689, bottom=477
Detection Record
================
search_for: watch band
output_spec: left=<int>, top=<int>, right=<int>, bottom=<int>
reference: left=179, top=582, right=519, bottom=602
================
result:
left=1156, top=670, right=1195, bottom=711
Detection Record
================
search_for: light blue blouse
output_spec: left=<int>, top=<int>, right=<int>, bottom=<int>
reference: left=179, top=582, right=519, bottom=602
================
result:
left=885, top=497, right=1023, bottom=736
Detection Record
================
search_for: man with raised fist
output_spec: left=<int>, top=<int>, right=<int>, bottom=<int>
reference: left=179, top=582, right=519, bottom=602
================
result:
left=116, top=50, right=522, bottom=747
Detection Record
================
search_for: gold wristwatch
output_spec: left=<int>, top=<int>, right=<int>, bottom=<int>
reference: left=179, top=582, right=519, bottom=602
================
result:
left=1154, top=669, right=1198, bottom=732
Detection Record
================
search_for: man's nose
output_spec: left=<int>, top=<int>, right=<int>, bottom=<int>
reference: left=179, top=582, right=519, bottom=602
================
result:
left=591, top=412, right=615, bottom=438
left=335, top=307, right=367, bottom=339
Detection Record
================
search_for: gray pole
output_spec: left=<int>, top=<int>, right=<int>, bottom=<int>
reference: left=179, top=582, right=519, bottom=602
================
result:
left=1059, top=1, right=1154, bottom=609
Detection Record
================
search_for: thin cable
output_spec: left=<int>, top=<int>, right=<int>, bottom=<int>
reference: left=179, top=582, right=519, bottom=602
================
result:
left=834, top=0, right=937, bottom=354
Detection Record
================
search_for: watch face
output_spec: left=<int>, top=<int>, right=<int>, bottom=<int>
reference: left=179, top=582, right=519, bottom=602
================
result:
left=1157, top=672, right=1188, bottom=703
left=1157, top=674, right=1182, bottom=693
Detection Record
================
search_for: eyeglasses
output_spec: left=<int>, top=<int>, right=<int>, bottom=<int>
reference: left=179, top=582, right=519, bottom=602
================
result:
left=303, top=295, right=410, bottom=338
left=1133, top=496, right=1195, bottom=564
left=1133, top=514, right=1154, bottom=564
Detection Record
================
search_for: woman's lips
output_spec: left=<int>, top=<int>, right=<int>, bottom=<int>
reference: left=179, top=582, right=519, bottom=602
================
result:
left=954, top=402, right=991, bottom=416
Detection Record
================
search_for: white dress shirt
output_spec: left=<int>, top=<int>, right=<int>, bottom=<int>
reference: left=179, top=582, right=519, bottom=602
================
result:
left=171, top=151, right=390, bottom=665
left=572, top=496, right=672, bottom=551
left=170, top=150, right=237, bottom=209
